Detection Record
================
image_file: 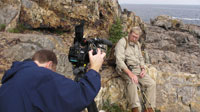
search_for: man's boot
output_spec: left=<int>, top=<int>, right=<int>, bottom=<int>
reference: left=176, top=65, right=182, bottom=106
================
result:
left=132, top=107, right=139, bottom=112
left=144, top=108, right=154, bottom=112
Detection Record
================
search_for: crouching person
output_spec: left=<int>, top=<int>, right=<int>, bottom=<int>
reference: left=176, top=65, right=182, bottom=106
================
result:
left=0, top=49, right=106, bottom=112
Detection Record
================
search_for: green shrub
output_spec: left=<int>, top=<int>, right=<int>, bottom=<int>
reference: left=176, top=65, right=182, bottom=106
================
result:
left=109, top=18, right=127, bottom=44
left=102, top=99, right=161, bottom=112
left=0, top=24, right=6, bottom=31
left=102, top=99, right=129, bottom=112
left=107, top=18, right=127, bottom=58
left=8, top=28, right=20, bottom=33
left=8, top=23, right=27, bottom=33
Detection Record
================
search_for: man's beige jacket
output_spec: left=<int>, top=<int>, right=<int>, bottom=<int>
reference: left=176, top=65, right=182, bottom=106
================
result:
left=115, top=36, right=145, bottom=75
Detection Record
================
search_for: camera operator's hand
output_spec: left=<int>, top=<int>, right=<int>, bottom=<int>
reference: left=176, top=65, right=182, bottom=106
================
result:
left=89, top=48, right=106, bottom=72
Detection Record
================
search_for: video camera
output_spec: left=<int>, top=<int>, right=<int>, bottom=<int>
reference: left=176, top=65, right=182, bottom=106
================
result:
left=68, top=21, right=112, bottom=68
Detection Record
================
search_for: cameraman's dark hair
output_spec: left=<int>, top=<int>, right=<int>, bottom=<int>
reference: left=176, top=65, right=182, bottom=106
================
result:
left=32, top=50, right=58, bottom=65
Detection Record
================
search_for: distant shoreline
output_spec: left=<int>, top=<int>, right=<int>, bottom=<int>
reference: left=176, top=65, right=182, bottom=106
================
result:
left=120, top=4, right=200, bottom=26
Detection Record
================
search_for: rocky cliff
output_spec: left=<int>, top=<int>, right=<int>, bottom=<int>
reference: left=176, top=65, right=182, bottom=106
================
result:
left=0, top=0, right=200, bottom=112
left=141, top=15, right=200, bottom=112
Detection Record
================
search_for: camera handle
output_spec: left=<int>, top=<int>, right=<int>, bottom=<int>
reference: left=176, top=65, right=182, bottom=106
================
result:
left=73, top=66, right=98, bottom=112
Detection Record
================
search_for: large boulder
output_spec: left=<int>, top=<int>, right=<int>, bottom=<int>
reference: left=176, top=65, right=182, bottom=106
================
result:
left=150, top=15, right=184, bottom=30
left=151, top=15, right=200, bottom=37
left=0, top=0, right=123, bottom=38
left=0, top=0, right=145, bottom=38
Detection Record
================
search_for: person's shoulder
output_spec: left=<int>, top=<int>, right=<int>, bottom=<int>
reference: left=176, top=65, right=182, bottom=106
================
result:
left=117, top=36, right=127, bottom=44
left=36, top=67, right=58, bottom=76
left=120, top=36, right=127, bottom=41
left=23, top=66, right=55, bottom=78
left=37, top=67, right=66, bottom=79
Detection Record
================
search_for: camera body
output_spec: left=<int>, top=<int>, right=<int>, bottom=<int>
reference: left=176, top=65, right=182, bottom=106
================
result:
left=68, top=39, right=90, bottom=67
left=68, top=21, right=112, bottom=68
left=68, top=21, right=112, bottom=112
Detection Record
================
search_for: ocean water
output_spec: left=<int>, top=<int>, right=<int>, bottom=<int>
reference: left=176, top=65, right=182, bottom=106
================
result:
left=120, top=4, right=200, bottom=26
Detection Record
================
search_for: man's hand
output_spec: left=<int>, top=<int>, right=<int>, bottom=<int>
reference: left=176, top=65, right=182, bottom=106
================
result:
left=89, top=48, right=106, bottom=72
left=140, top=69, right=146, bottom=78
left=129, top=73, right=138, bottom=84
left=123, top=68, right=138, bottom=84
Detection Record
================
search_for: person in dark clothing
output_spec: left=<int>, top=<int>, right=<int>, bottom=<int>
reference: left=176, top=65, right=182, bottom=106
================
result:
left=0, top=49, right=106, bottom=112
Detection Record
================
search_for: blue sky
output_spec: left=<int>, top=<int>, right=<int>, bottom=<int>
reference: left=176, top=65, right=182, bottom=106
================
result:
left=118, top=0, right=200, bottom=5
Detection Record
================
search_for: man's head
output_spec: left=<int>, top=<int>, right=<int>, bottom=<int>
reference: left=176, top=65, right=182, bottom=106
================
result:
left=32, top=50, right=57, bottom=71
left=128, top=27, right=142, bottom=43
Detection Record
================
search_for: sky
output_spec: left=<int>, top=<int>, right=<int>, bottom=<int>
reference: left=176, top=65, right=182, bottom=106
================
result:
left=118, top=0, right=200, bottom=5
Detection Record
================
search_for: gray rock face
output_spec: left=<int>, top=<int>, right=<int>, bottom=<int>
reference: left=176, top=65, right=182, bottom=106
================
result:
left=0, top=32, right=72, bottom=76
left=156, top=72, right=200, bottom=112
left=187, top=24, right=200, bottom=37
left=140, top=20, right=200, bottom=111
left=144, top=24, right=200, bottom=74
left=0, top=5, right=18, bottom=25
left=0, top=0, right=21, bottom=29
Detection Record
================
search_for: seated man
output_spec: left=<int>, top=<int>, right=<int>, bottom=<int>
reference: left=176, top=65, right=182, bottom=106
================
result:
left=0, top=49, right=106, bottom=112
left=115, top=27, right=156, bottom=112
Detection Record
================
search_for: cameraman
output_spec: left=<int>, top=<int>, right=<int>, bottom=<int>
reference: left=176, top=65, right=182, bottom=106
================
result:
left=0, top=49, right=106, bottom=112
